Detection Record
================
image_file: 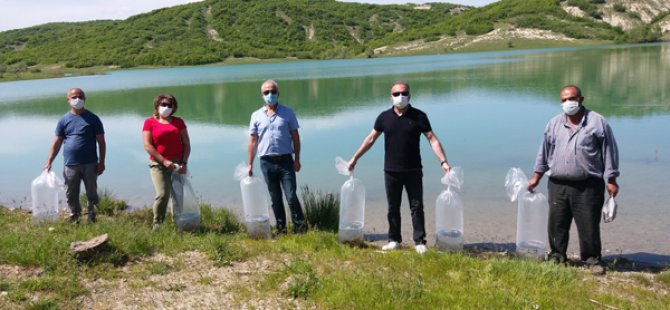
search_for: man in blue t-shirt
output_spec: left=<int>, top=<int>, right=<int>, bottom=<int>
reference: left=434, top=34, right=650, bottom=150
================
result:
left=45, top=88, right=106, bottom=223
left=348, top=81, right=452, bottom=254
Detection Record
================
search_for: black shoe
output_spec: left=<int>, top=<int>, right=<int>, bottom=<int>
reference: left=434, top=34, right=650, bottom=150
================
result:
left=584, top=257, right=606, bottom=275
left=67, top=214, right=81, bottom=224
left=293, top=224, right=307, bottom=234
left=273, top=227, right=287, bottom=239
left=88, top=211, right=97, bottom=224
left=548, top=253, right=566, bottom=265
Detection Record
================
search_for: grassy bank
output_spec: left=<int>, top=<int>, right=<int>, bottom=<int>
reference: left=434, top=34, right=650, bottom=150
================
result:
left=1, top=204, right=669, bottom=309
left=0, top=38, right=608, bottom=83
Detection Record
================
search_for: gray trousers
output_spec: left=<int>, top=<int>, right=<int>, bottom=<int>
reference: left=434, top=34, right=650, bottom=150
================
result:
left=63, top=163, right=99, bottom=218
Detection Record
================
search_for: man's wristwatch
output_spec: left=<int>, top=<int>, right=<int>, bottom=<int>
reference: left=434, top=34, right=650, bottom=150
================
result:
left=440, top=160, right=447, bottom=167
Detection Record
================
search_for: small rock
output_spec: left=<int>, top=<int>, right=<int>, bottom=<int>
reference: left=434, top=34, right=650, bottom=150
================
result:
left=70, top=233, right=109, bottom=260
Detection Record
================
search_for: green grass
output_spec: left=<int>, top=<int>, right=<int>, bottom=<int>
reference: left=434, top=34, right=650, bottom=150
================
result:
left=301, top=185, right=339, bottom=232
left=1, top=203, right=669, bottom=308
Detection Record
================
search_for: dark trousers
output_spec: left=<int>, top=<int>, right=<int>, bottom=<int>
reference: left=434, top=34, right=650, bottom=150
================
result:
left=260, top=156, right=305, bottom=233
left=384, top=171, right=425, bottom=245
left=547, top=177, right=605, bottom=261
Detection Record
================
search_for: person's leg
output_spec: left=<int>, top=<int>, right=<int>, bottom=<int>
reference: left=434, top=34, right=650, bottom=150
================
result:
left=63, top=165, right=83, bottom=221
left=81, top=163, right=99, bottom=222
left=547, top=179, right=572, bottom=262
left=279, top=157, right=305, bottom=233
left=384, top=171, right=404, bottom=243
left=149, top=161, right=171, bottom=224
left=261, top=160, right=287, bottom=234
left=405, top=171, right=426, bottom=245
left=571, top=178, right=606, bottom=262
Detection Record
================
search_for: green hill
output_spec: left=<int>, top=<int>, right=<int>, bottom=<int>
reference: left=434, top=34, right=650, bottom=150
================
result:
left=0, top=0, right=668, bottom=80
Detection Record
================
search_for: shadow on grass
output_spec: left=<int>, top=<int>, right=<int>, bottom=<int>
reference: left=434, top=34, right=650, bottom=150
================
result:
left=604, top=252, right=670, bottom=273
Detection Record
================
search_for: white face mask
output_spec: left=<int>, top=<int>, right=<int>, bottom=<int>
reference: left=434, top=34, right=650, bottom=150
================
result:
left=392, top=95, right=409, bottom=109
left=561, top=100, right=580, bottom=116
left=158, top=106, right=173, bottom=117
left=69, top=98, right=85, bottom=110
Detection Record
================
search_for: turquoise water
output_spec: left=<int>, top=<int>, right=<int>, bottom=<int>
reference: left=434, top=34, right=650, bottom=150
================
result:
left=1, top=43, right=669, bottom=257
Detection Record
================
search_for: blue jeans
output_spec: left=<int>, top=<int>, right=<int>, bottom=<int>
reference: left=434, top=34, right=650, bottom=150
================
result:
left=63, top=163, right=99, bottom=219
left=260, top=156, right=305, bottom=232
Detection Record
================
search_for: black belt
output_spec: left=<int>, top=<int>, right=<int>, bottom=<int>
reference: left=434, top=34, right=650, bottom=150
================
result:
left=260, top=154, right=292, bottom=161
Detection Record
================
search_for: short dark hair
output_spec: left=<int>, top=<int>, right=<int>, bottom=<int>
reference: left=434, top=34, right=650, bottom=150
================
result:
left=562, top=85, right=582, bottom=97
left=153, top=93, right=178, bottom=118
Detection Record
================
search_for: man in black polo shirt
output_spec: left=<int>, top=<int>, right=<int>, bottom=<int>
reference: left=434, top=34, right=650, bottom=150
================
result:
left=347, top=81, right=451, bottom=254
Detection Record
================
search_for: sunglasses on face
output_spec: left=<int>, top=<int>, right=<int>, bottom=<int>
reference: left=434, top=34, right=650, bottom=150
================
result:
left=262, top=90, right=278, bottom=95
left=160, top=102, right=174, bottom=108
left=392, top=91, right=410, bottom=97
left=70, top=95, right=84, bottom=99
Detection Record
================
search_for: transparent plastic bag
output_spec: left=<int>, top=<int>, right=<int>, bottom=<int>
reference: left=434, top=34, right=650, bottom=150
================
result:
left=435, top=167, right=464, bottom=251
left=335, top=156, right=351, bottom=176
left=505, top=167, right=528, bottom=202
left=235, top=162, right=271, bottom=239
left=336, top=156, right=365, bottom=243
left=31, top=170, right=64, bottom=224
left=171, top=165, right=200, bottom=231
left=602, top=195, right=617, bottom=223
left=505, top=168, right=548, bottom=259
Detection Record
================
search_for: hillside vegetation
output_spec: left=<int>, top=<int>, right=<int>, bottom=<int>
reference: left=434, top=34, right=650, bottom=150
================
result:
left=0, top=0, right=669, bottom=80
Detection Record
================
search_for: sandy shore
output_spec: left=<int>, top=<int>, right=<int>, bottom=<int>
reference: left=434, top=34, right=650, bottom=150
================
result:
left=358, top=199, right=670, bottom=267
left=4, top=194, right=668, bottom=268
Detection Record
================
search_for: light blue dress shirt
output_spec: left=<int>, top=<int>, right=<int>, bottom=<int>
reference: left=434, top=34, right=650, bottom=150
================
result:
left=249, top=103, right=300, bottom=157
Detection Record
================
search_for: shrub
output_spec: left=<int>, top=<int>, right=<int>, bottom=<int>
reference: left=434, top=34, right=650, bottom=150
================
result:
left=300, top=185, right=339, bottom=232
left=628, top=12, right=641, bottom=20
left=613, top=3, right=626, bottom=13
left=81, top=189, right=127, bottom=216
left=199, top=203, right=240, bottom=234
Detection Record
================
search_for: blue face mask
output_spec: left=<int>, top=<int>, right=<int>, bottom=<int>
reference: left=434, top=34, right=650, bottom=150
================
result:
left=263, top=93, right=278, bottom=106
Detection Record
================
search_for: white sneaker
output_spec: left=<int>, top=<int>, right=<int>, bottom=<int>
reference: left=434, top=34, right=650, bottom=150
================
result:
left=382, top=241, right=401, bottom=251
left=415, top=244, right=427, bottom=254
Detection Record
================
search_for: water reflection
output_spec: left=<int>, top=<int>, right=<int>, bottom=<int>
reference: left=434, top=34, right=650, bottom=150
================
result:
left=0, top=44, right=669, bottom=257
left=2, top=43, right=669, bottom=121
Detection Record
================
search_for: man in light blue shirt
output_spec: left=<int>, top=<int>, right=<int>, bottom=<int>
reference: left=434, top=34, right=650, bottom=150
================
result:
left=528, top=85, right=619, bottom=275
left=247, top=80, right=305, bottom=235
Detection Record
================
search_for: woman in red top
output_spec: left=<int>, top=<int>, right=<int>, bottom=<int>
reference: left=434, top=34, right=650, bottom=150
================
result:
left=142, top=94, right=191, bottom=230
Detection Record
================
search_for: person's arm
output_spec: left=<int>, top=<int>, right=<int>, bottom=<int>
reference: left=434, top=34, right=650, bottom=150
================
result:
left=247, top=134, right=259, bottom=176
left=179, top=128, right=191, bottom=174
left=348, top=129, right=381, bottom=171
left=602, top=123, right=620, bottom=197
left=527, top=172, right=544, bottom=193
left=143, top=130, right=174, bottom=169
left=291, top=129, right=301, bottom=172
left=423, top=131, right=450, bottom=173
left=529, top=123, right=552, bottom=193
left=96, top=134, right=106, bottom=175
left=44, top=136, right=64, bottom=172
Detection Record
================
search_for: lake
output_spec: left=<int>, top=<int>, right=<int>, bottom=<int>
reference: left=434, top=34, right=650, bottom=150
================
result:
left=1, top=43, right=669, bottom=262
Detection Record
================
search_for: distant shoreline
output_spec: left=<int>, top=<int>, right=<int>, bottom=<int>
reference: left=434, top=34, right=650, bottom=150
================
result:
left=0, top=38, right=609, bottom=83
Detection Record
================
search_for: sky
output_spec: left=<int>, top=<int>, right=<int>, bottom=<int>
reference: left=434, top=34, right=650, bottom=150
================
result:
left=0, top=0, right=498, bottom=32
